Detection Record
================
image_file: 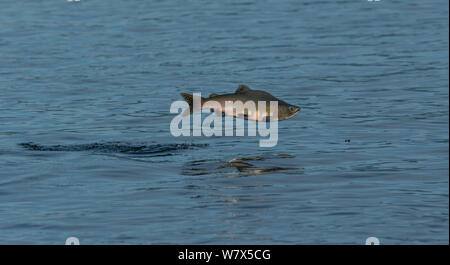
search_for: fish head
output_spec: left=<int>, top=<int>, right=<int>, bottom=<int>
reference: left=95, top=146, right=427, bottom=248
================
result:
left=277, top=103, right=301, bottom=121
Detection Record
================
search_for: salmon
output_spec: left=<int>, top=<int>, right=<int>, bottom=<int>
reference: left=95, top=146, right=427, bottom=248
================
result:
left=180, top=84, right=300, bottom=121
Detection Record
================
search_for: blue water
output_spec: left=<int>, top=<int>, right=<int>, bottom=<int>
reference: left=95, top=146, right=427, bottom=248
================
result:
left=0, top=0, right=448, bottom=244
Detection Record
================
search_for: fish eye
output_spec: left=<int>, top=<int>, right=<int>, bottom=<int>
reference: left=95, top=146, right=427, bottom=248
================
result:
left=289, top=106, right=295, bottom=112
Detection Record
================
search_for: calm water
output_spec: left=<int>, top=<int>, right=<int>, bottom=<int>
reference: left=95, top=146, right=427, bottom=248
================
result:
left=0, top=0, right=448, bottom=244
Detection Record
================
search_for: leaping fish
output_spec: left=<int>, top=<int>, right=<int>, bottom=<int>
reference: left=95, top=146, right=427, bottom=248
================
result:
left=180, top=84, right=301, bottom=121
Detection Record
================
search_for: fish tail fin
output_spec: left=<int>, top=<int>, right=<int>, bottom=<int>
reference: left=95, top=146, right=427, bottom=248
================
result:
left=181, top=93, right=194, bottom=108
left=180, top=93, right=203, bottom=117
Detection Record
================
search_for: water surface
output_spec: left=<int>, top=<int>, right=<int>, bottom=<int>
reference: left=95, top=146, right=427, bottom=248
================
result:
left=0, top=0, right=448, bottom=244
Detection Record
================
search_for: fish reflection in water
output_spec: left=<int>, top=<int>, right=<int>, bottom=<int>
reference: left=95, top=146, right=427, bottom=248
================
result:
left=181, top=154, right=302, bottom=207
left=182, top=153, right=302, bottom=178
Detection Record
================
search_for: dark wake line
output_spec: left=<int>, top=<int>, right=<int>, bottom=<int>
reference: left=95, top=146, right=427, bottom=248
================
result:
left=19, top=142, right=208, bottom=155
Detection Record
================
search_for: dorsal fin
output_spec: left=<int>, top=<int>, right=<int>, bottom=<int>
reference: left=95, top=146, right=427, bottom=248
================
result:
left=209, top=93, right=219, bottom=98
left=235, top=84, right=251, bottom=94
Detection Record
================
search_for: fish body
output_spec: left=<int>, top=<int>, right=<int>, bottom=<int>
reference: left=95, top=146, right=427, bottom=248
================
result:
left=181, top=84, right=300, bottom=121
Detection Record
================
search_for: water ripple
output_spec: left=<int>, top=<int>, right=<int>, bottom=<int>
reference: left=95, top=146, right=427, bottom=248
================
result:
left=19, top=142, right=208, bottom=155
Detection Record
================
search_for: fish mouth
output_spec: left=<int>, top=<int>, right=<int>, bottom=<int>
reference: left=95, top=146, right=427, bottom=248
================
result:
left=279, top=106, right=301, bottom=120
